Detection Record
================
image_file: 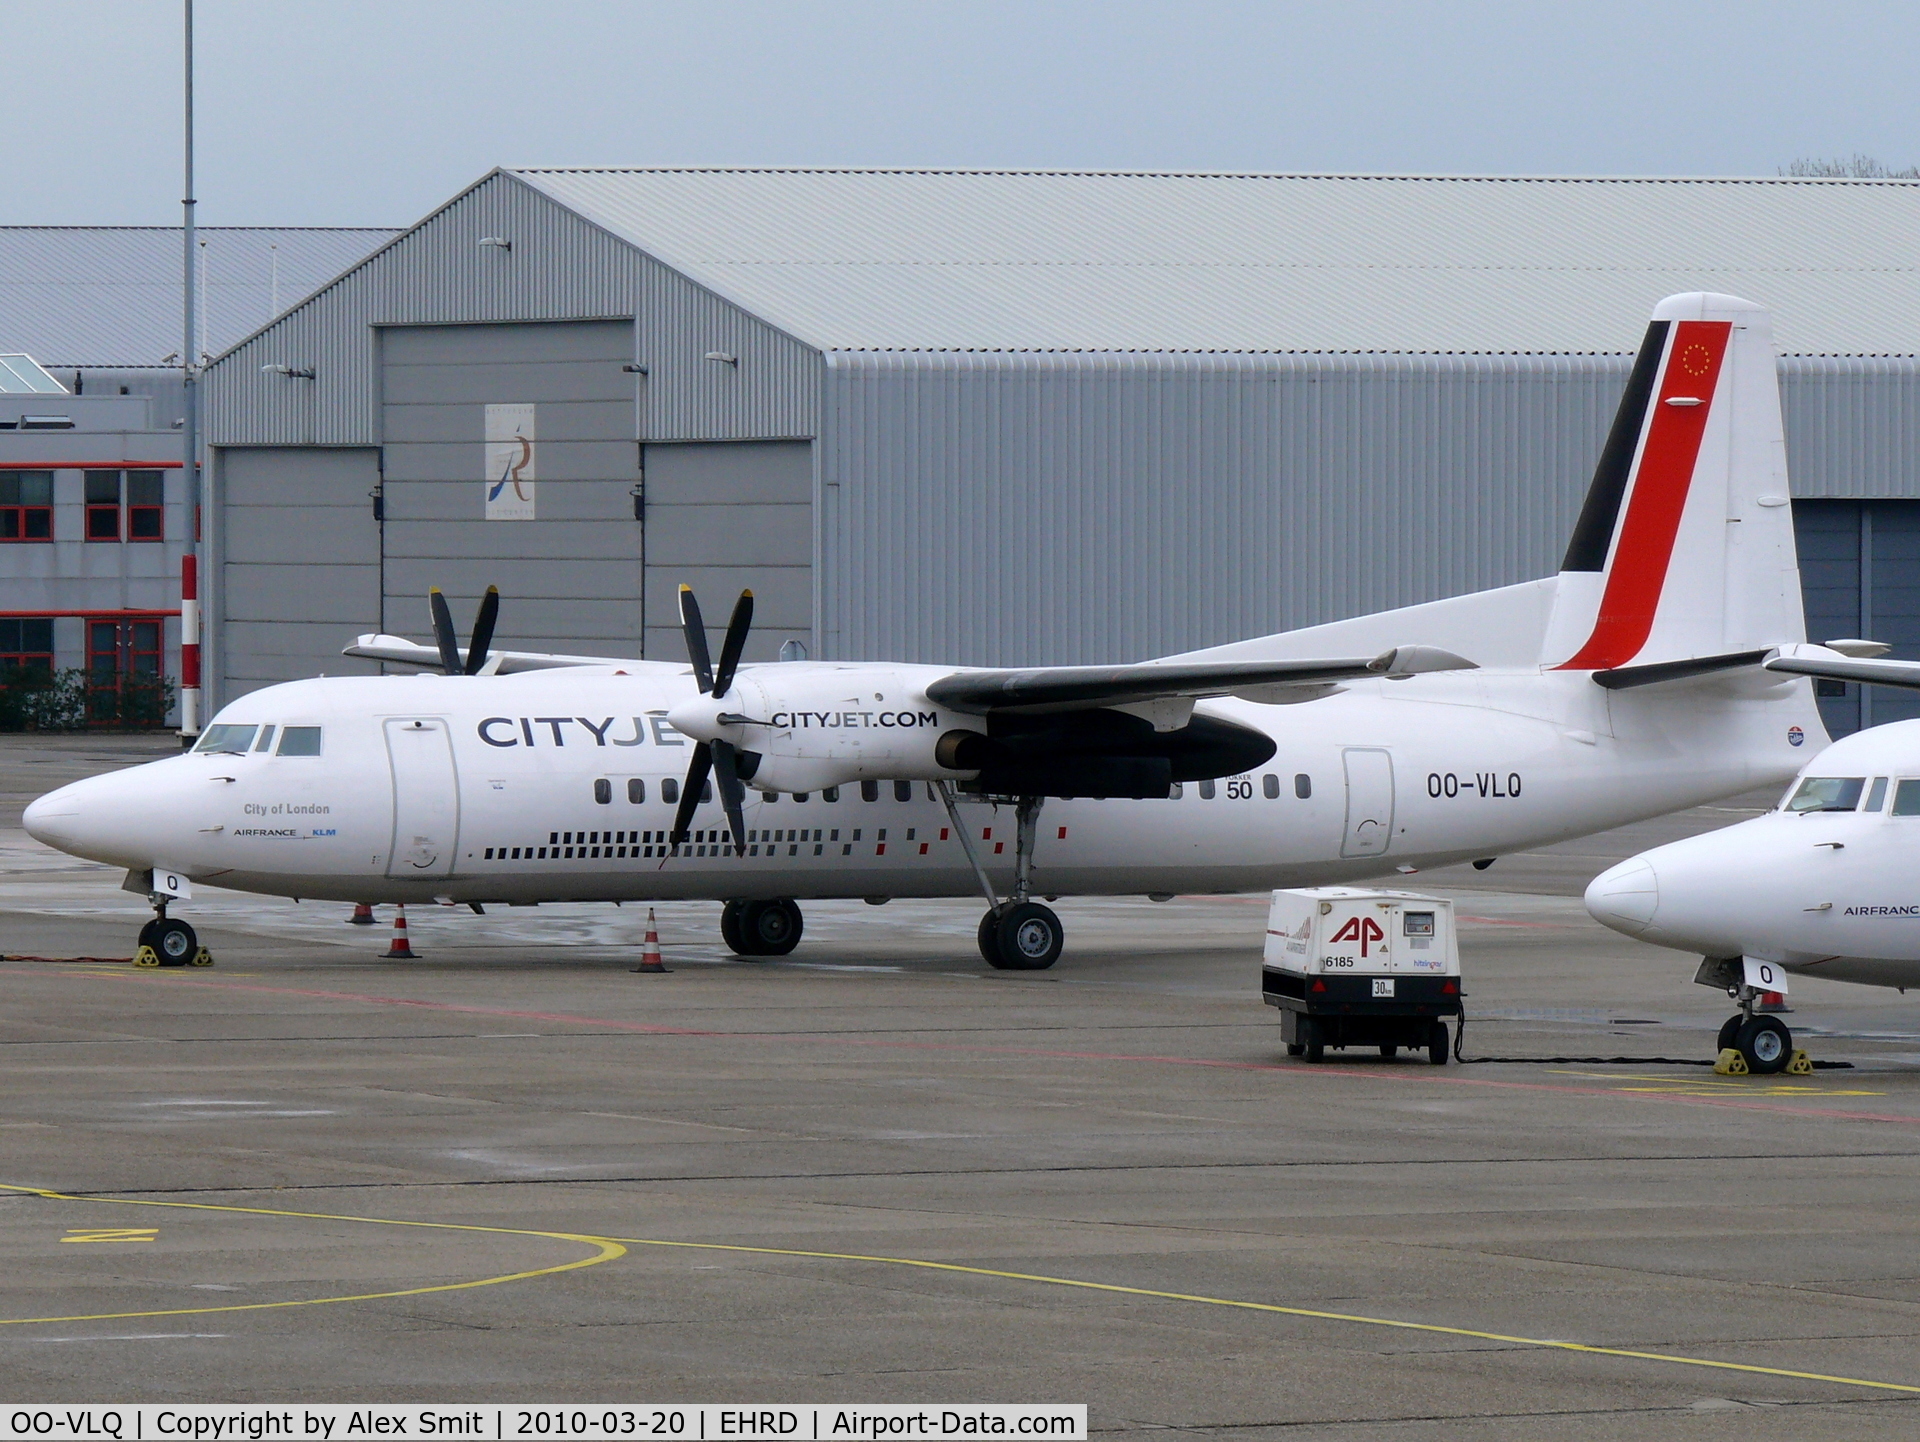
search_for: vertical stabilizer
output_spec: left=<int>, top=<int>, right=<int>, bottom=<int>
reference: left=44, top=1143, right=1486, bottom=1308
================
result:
left=1542, top=294, right=1804, bottom=669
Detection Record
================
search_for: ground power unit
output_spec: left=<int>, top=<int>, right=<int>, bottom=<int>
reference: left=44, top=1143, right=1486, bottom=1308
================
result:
left=1262, top=887, right=1462, bottom=1064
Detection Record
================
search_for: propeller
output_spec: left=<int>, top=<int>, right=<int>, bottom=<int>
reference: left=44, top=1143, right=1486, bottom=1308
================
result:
left=670, top=584, right=754, bottom=855
left=426, top=586, right=502, bottom=675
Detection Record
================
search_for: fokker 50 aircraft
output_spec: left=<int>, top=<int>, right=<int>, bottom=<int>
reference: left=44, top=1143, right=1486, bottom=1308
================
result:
left=1588, top=665, right=1920, bottom=1073
left=25, top=293, right=1879, bottom=974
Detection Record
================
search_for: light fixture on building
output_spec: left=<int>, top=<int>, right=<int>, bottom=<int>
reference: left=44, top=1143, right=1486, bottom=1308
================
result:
left=478, top=236, right=512, bottom=251
left=704, top=351, right=738, bottom=366
left=622, top=363, right=649, bottom=374
left=260, top=364, right=315, bottom=379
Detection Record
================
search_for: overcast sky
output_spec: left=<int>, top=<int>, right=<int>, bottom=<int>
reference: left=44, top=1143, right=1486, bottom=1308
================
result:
left=16, top=1, right=1920, bottom=227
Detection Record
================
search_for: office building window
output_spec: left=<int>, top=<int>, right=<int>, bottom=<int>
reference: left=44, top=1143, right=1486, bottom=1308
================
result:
left=0, top=618, right=55, bottom=674
left=85, top=472, right=121, bottom=540
left=0, top=472, right=53, bottom=541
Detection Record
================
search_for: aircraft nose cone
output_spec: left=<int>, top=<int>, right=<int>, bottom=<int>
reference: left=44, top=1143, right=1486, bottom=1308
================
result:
left=22, top=786, right=83, bottom=850
left=1585, top=858, right=1659, bottom=935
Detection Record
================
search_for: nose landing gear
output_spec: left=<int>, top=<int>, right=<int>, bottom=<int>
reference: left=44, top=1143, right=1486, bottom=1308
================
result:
left=938, top=785, right=1064, bottom=970
left=720, top=898, right=804, bottom=956
left=134, top=903, right=211, bottom=968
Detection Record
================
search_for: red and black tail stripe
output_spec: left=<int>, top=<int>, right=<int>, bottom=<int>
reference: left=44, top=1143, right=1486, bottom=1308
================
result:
left=1561, top=321, right=1668, bottom=572
left=1555, top=319, right=1732, bottom=671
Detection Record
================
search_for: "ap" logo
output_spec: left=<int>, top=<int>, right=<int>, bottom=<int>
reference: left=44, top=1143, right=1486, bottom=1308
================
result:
left=1329, top=915, right=1385, bottom=956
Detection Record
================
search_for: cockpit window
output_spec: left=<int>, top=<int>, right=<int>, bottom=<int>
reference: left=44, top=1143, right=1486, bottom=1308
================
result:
left=276, top=726, right=322, bottom=756
left=1891, top=780, right=1920, bottom=816
left=194, top=723, right=258, bottom=755
left=1785, top=776, right=1865, bottom=812
left=1866, top=777, right=1889, bottom=812
left=253, top=725, right=277, bottom=752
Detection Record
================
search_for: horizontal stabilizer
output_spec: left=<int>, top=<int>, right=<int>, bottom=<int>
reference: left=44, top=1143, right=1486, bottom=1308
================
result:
left=926, top=646, right=1475, bottom=715
left=1593, top=649, right=1773, bottom=690
left=343, top=634, right=623, bottom=674
left=1766, top=653, right=1920, bottom=693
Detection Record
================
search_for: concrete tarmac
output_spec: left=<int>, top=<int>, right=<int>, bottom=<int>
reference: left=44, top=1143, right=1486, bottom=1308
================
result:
left=4, top=736, right=1920, bottom=1437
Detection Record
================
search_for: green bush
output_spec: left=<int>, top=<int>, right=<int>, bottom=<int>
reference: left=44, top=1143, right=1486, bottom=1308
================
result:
left=0, top=668, right=176, bottom=731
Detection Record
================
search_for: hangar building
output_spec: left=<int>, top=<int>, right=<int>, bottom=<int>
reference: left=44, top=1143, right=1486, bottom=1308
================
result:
left=200, top=170, right=1920, bottom=736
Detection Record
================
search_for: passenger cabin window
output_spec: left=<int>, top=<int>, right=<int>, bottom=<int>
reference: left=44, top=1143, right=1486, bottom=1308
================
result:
left=1785, top=777, right=1865, bottom=813
left=661, top=777, right=680, bottom=804
left=1866, top=777, right=1889, bottom=812
left=1262, top=774, right=1280, bottom=799
left=1892, top=780, right=1920, bottom=816
left=1294, top=773, right=1312, bottom=799
left=893, top=780, right=912, bottom=802
left=861, top=780, right=879, bottom=802
left=276, top=726, right=322, bottom=756
left=195, top=724, right=257, bottom=754
left=627, top=778, right=646, bottom=804
left=1198, top=779, right=1216, bottom=799
left=593, top=779, right=612, bottom=804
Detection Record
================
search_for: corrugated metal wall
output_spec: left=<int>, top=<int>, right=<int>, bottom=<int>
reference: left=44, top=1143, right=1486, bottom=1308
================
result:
left=820, top=353, right=1920, bottom=667
left=203, top=172, right=818, bottom=447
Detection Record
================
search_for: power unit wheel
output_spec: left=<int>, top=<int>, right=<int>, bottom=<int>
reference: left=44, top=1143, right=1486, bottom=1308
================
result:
left=1735, top=1015, right=1792, bottom=1075
left=978, top=910, right=1012, bottom=969
left=1427, top=1020, right=1450, bottom=1066
left=994, top=902, right=1063, bottom=970
left=1301, top=1015, right=1325, bottom=1064
left=744, top=899, right=803, bottom=957
left=1717, top=1015, right=1742, bottom=1054
left=720, top=900, right=752, bottom=956
left=1379, top=1045, right=1398, bottom=1059
left=151, top=917, right=198, bottom=967
left=1285, top=1041, right=1304, bottom=1058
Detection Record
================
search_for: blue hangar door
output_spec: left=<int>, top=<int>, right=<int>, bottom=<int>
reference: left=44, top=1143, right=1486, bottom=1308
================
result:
left=1795, top=501, right=1920, bottom=738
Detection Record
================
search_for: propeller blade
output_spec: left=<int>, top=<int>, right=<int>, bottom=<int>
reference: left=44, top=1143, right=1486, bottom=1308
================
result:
left=679, top=584, right=714, bottom=693
left=712, top=739, right=748, bottom=855
left=711, top=590, right=754, bottom=697
left=463, top=585, right=500, bottom=675
left=427, top=588, right=463, bottom=675
left=669, top=742, right=712, bottom=849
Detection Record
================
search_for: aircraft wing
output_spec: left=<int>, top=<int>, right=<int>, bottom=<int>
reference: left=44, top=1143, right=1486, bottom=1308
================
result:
left=342, top=634, right=630, bottom=674
left=924, top=645, right=1476, bottom=715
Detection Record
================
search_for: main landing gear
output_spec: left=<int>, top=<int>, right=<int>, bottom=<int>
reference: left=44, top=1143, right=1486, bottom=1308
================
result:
left=133, top=900, right=211, bottom=969
left=938, top=785, right=1064, bottom=971
left=721, top=898, right=804, bottom=957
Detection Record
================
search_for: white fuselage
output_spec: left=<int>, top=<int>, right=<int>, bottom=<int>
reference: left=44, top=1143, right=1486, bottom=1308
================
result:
left=26, top=662, right=1821, bottom=907
left=1587, top=718, right=1920, bottom=989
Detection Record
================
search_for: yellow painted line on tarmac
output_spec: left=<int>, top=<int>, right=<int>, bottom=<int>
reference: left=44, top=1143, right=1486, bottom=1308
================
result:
left=1551, top=1069, right=1886, bottom=1098
left=0, top=1183, right=624, bottom=1326
left=604, top=1233, right=1920, bottom=1398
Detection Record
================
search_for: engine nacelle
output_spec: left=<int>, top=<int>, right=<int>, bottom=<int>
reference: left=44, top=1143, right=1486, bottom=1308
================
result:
left=668, top=663, right=985, bottom=794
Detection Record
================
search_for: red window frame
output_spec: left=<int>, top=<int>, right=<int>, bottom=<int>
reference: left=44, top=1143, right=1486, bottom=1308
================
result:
left=0, top=617, right=54, bottom=673
left=84, top=471, right=121, bottom=541
left=0, top=470, right=53, bottom=542
left=126, top=469, right=164, bottom=540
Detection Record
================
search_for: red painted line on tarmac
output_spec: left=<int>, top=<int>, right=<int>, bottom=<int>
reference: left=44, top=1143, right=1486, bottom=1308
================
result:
left=49, top=968, right=1920, bottom=1130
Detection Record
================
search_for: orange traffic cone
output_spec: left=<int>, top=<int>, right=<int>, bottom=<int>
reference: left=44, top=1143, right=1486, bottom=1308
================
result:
left=632, top=908, right=671, bottom=973
left=381, top=903, right=417, bottom=958
left=347, top=903, right=376, bottom=926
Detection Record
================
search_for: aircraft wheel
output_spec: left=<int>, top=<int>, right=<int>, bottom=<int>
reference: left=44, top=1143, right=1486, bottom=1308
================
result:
left=137, top=918, right=160, bottom=953
left=1301, top=1015, right=1325, bottom=1064
left=1735, top=1015, right=1792, bottom=1075
left=742, top=899, right=803, bottom=957
left=994, top=902, right=1063, bottom=970
left=978, top=910, right=1012, bottom=968
left=720, top=900, right=754, bottom=956
left=1717, top=1015, right=1742, bottom=1054
left=151, top=917, right=198, bottom=968
left=1427, top=1020, right=1450, bottom=1066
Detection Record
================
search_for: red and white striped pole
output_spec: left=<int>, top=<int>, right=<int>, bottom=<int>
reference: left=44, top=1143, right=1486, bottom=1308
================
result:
left=179, top=552, right=200, bottom=740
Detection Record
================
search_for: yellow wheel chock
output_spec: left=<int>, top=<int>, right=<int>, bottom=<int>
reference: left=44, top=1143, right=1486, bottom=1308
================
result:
left=1713, top=1047, right=1749, bottom=1076
left=1785, top=1049, right=1813, bottom=1075
left=132, top=946, right=161, bottom=969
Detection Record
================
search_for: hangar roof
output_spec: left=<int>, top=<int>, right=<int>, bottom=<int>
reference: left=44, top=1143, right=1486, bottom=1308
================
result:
left=512, top=168, right=1920, bottom=356
left=0, top=226, right=399, bottom=369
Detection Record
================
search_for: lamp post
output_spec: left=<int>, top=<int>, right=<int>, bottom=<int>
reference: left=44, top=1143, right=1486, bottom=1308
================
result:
left=179, top=0, right=201, bottom=742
